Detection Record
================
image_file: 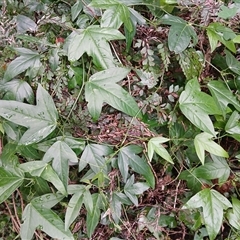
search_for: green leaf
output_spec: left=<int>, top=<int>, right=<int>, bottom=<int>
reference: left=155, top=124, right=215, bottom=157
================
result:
left=147, top=137, right=173, bottom=163
left=0, top=79, right=34, bottom=103
left=66, top=26, right=125, bottom=69
left=218, top=5, right=237, bottom=19
left=31, top=193, right=65, bottom=209
left=161, top=14, right=197, bottom=53
left=71, top=0, right=83, bottom=21
left=179, top=169, right=202, bottom=194
left=208, top=80, right=240, bottom=118
left=225, top=111, right=240, bottom=135
left=118, top=145, right=155, bottom=188
left=42, top=141, right=78, bottom=192
left=179, top=78, right=220, bottom=136
left=0, top=167, right=24, bottom=204
left=90, top=0, right=132, bottom=31
left=65, top=189, right=85, bottom=230
left=19, top=161, right=67, bottom=195
left=0, top=84, right=58, bottom=145
left=20, top=198, right=73, bottom=240
left=183, top=189, right=232, bottom=240
left=85, top=67, right=142, bottom=120
left=194, top=132, right=229, bottom=165
left=49, top=48, right=59, bottom=72
left=194, top=154, right=230, bottom=183
left=16, top=15, right=37, bottom=34
left=83, top=188, right=94, bottom=213
left=206, top=23, right=236, bottom=53
left=86, top=193, right=101, bottom=238
left=227, top=197, right=240, bottom=230
left=110, top=192, right=123, bottom=224
left=79, top=144, right=113, bottom=174
left=124, top=175, right=149, bottom=206
left=0, top=142, right=19, bottom=166
left=225, top=49, right=240, bottom=75
left=4, top=48, right=41, bottom=81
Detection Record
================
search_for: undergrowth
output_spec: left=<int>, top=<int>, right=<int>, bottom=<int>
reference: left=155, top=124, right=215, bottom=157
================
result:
left=0, top=0, right=240, bottom=239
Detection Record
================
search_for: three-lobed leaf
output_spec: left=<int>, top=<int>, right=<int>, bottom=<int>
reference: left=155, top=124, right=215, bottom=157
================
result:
left=20, top=161, right=67, bottom=195
left=0, top=79, right=34, bottom=103
left=147, top=137, right=173, bottom=163
left=90, top=0, right=132, bottom=31
left=0, top=84, right=58, bottom=145
left=227, top=197, right=240, bottom=230
left=85, top=67, right=142, bottom=120
left=194, top=154, right=230, bottom=183
left=225, top=49, right=240, bottom=75
left=66, top=26, right=125, bottom=69
left=194, top=132, right=229, bottom=165
left=4, top=48, right=41, bottom=81
left=118, top=145, right=155, bottom=188
left=183, top=188, right=232, bottom=240
left=208, top=80, right=240, bottom=118
left=21, top=194, right=73, bottom=240
left=42, top=141, right=78, bottom=193
left=124, top=175, right=149, bottom=206
left=0, top=167, right=24, bottom=204
left=206, top=22, right=236, bottom=53
left=179, top=78, right=221, bottom=136
left=79, top=143, right=113, bottom=174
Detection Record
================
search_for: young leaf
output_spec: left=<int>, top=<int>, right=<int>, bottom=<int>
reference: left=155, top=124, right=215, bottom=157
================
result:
left=225, top=49, right=240, bottom=75
left=179, top=78, right=221, bottom=136
left=71, top=0, right=83, bottom=21
left=194, top=132, right=229, bottom=165
left=0, top=167, right=24, bottom=204
left=85, top=67, right=142, bottom=120
left=90, top=0, right=132, bottom=31
left=161, top=14, right=197, bottom=53
left=16, top=15, right=37, bottom=34
left=147, top=137, right=173, bottom=163
left=66, top=26, right=125, bottom=69
left=4, top=48, right=41, bottom=81
left=208, top=80, right=240, bottom=118
left=206, top=23, right=236, bottom=53
left=182, top=189, right=232, bottom=240
left=124, top=175, right=149, bottom=206
left=42, top=141, right=78, bottom=192
left=20, top=161, right=67, bottom=195
left=0, top=84, right=58, bottom=145
left=227, top=197, right=240, bottom=230
left=194, top=154, right=230, bottom=183
left=21, top=201, right=74, bottom=240
left=79, top=143, right=113, bottom=174
left=118, top=145, right=155, bottom=188
left=225, top=111, right=240, bottom=135
left=0, top=79, right=34, bottom=103
left=218, top=5, right=238, bottom=20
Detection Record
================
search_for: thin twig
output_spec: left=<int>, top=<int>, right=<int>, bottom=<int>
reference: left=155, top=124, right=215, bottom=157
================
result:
left=12, top=193, right=21, bottom=228
left=173, top=180, right=181, bottom=209
left=4, top=201, right=20, bottom=233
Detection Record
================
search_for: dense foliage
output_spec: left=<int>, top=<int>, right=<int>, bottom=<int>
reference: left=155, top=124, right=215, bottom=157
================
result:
left=1, top=0, right=240, bottom=239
